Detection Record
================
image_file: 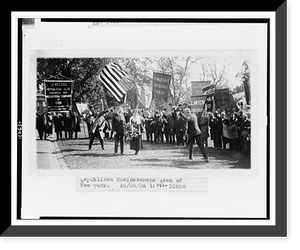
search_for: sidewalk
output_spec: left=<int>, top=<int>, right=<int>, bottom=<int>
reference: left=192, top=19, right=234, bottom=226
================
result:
left=36, top=135, right=69, bottom=170
left=36, top=122, right=89, bottom=170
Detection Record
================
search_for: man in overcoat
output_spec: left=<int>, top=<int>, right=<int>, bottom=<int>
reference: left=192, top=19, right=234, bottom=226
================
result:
left=164, top=113, right=175, bottom=144
left=175, top=111, right=186, bottom=146
left=144, top=116, right=154, bottom=143
left=112, top=106, right=126, bottom=154
left=36, top=112, right=46, bottom=140
left=180, top=108, right=209, bottom=162
left=153, top=111, right=164, bottom=144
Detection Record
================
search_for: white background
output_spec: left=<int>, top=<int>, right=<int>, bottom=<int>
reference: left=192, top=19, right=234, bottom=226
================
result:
left=12, top=13, right=275, bottom=225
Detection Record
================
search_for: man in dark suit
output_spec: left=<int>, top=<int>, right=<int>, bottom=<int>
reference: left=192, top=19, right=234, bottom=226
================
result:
left=153, top=111, right=164, bottom=144
left=175, top=111, right=186, bottom=146
left=180, top=108, right=208, bottom=162
left=112, top=106, right=126, bottom=154
left=36, top=112, right=46, bottom=140
left=144, top=116, right=154, bottom=142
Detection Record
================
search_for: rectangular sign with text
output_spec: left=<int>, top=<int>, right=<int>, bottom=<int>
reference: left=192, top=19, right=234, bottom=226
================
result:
left=44, top=80, right=73, bottom=111
left=44, top=81, right=73, bottom=96
left=152, top=72, right=171, bottom=103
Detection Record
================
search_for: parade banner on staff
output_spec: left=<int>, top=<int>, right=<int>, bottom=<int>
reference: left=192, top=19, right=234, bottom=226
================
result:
left=44, top=80, right=74, bottom=112
left=204, top=93, right=214, bottom=112
left=214, top=88, right=231, bottom=111
left=90, top=98, right=104, bottom=112
left=190, top=95, right=207, bottom=113
left=75, top=102, right=89, bottom=116
left=152, top=72, right=171, bottom=103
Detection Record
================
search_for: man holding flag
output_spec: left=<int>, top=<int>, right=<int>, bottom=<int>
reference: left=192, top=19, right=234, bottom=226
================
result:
left=96, top=61, right=136, bottom=155
left=88, top=110, right=109, bottom=151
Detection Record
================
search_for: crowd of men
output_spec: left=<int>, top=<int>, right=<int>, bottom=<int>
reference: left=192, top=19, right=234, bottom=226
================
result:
left=36, top=110, right=81, bottom=140
left=83, top=103, right=251, bottom=157
left=36, top=103, right=251, bottom=161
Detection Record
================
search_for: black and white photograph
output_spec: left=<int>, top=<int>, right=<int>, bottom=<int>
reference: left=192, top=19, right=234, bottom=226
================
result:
left=35, top=55, right=251, bottom=171
left=8, top=8, right=288, bottom=238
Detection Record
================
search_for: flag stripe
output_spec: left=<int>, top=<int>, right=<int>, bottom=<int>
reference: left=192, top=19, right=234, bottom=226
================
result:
left=102, top=68, right=126, bottom=96
left=99, top=74, right=123, bottom=102
left=103, top=65, right=126, bottom=95
left=110, top=63, right=127, bottom=79
left=105, top=65, right=122, bottom=81
left=124, top=75, right=135, bottom=90
left=119, top=75, right=134, bottom=91
left=99, top=73, right=123, bottom=102
left=99, top=74, right=119, bottom=100
left=105, top=66, right=126, bottom=93
left=111, top=62, right=127, bottom=76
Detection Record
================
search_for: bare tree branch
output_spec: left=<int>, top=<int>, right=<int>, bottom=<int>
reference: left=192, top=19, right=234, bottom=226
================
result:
left=214, top=65, right=226, bottom=86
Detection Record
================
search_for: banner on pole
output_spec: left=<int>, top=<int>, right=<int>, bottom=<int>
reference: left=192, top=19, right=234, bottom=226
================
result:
left=90, top=98, right=104, bottom=112
left=136, top=83, right=152, bottom=109
left=204, top=93, right=214, bottom=112
left=75, top=103, right=89, bottom=116
left=152, top=72, right=171, bottom=103
left=44, top=80, right=74, bottom=112
left=190, top=95, right=207, bottom=113
left=214, top=88, right=231, bottom=111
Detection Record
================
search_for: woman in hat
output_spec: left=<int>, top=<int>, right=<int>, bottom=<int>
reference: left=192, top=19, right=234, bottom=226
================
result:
left=129, top=110, right=143, bottom=155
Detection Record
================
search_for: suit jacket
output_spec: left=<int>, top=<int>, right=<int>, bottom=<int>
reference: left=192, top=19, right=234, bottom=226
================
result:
left=145, top=117, right=154, bottom=133
left=36, top=114, right=46, bottom=130
left=175, top=117, right=186, bottom=136
left=153, top=115, right=163, bottom=132
left=54, top=116, right=63, bottom=132
left=180, top=112, right=201, bottom=138
left=112, top=113, right=126, bottom=134
left=198, top=116, right=209, bottom=138
left=164, top=114, right=175, bottom=134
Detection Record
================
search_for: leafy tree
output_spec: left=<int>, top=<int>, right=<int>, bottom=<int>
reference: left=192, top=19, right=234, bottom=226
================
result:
left=115, top=57, right=154, bottom=83
left=38, top=56, right=235, bottom=109
left=37, top=58, right=107, bottom=102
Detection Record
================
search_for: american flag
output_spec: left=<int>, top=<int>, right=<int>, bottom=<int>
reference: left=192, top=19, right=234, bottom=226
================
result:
left=99, top=62, right=135, bottom=102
